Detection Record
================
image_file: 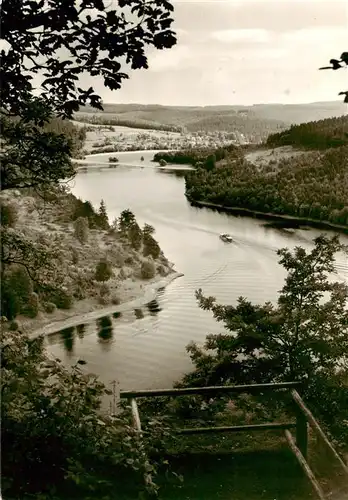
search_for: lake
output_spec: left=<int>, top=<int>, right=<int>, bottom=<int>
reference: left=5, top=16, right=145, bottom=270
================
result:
left=46, top=151, right=348, bottom=392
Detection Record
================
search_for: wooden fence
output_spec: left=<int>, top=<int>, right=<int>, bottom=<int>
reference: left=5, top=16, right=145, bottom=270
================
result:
left=120, top=382, right=348, bottom=500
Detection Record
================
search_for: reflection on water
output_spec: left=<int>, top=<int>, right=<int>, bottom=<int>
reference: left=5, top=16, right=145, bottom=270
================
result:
left=60, top=326, right=75, bottom=353
left=158, top=168, right=189, bottom=178
left=146, top=299, right=162, bottom=315
left=76, top=323, right=85, bottom=339
left=134, top=308, right=145, bottom=319
left=97, top=316, right=113, bottom=341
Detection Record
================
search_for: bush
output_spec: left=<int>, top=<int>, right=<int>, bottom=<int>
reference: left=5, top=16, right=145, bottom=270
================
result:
left=22, top=292, right=39, bottom=318
left=140, top=260, right=156, bottom=279
left=73, top=216, right=89, bottom=244
left=99, top=283, right=110, bottom=297
left=95, top=259, right=113, bottom=282
left=50, top=289, right=74, bottom=309
left=71, top=248, right=79, bottom=264
left=134, top=308, right=144, bottom=319
left=9, top=267, right=33, bottom=307
left=143, top=234, right=161, bottom=259
left=157, top=264, right=168, bottom=276
left=1, top=329, right=162, bottom=499
left=113, top=252, right=126, bottom=267
left=118, top=267, right=127, bottom=279
left=111, top=295, right=121, bottom=305
left=73, top=286, right=86, bottom=300
left=98, top=296, right=109, bottom=305
left=1, top=285, right=21, bottom=320
left=0, top=202, right=18, bottom=227
left=1, top=267, right=33, bottom=319
left=44, top=302, right=56, bottom=314
left=9, top=320, right=19, bottom=331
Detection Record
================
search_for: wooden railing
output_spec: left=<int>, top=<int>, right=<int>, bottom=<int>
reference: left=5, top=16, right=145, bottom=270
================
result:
left=288, top=389, right=348, bottom=500
left=120, top=382, right=348, bottom=500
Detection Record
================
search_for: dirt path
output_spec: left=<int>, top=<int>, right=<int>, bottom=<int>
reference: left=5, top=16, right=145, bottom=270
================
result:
left=30, top=272, right=184, bottom=338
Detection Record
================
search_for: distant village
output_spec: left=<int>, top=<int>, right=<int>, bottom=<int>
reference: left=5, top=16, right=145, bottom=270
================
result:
left=83, top=125, right=249, bottom=156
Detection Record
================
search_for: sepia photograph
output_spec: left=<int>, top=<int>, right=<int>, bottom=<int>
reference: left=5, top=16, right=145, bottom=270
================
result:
left=1, top=0, right=347, bottom=498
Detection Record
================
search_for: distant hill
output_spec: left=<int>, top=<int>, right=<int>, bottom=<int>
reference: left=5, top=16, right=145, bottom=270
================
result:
left=249, top=101, right=346, bottom=123
left=74, top=101, right=346, bottom=143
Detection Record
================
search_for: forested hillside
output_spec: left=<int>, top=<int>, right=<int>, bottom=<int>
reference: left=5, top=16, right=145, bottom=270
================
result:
left=74, top=102, right=346, bottom=143
left=74, top=113, right=182, bottom=132
left=185, top=114, right=285, bottom=142
left=185, top=114, right=348, bottom=227
left=74, top=109, right=285, bottom=140
left=78, top=101, right=345, bottom=124
left=266, top=115, right=348, bottom=149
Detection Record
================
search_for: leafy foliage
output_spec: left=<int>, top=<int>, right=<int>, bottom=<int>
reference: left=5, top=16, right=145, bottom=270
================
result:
left=141, top=259, right=156, bottom=279
left=1, top=329, right=164, bottom=498
left=1, top=227, right=63, bottom=289
left=0, top=0, right=177, bottom=194
left=74, top=216, right=89, bottom=244
left=0, top=201, right=18, bottom=227
left=43, top=117, right=87, bottom=157
left=181, top=236, right=348, bottom=446
left=1, top=0, right=177, bottom=118
left=48, top=288, right=74, bottom=310
left=0, top=3, right=177, bottom=496
left=0, top=110, right=76, bottom=191
left=95, top=259, right=113, bottom=282
left=1, top=265, right=33, bottom=319
left=319, top=51, right=348, bottom=102
left=185, top=145, right=348, bottom=227
left=22, top=291, right=40, bottom=318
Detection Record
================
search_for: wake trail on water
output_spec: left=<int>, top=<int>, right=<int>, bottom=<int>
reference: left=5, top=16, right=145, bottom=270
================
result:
left=142, top=209, right=281, bottom=253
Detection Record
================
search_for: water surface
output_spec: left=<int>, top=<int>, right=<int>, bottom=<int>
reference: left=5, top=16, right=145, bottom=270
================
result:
left=47, top=154, right=348, bottom=391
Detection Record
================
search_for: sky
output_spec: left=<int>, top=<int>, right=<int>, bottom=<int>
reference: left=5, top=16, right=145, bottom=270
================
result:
left=89, top=0, right=347, bottom=106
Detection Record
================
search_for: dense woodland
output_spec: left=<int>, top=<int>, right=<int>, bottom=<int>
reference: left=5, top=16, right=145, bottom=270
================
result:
left=74, top=113, right=182, bottom=132
left=266, top=115, right=348, bottom=149
left=185, top=114, right=286, bottom=142
left=186, top=118, right=348, bottom=227
left=74, top=109, right=289, bottom=142
left=154, top=143, right=243, bottom=167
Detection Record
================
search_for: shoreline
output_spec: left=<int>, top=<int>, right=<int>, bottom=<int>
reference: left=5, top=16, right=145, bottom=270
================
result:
left=30, top=271, right=184, bottom=339
left=187, top=197, right=348, bottom=235
left=84, top=148, right=166, bottom=157
left=73, top=149, right=166, bottom=161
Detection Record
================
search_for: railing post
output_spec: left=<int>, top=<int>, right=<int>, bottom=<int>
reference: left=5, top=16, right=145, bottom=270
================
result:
left=296, top=409, right=308, bottom=459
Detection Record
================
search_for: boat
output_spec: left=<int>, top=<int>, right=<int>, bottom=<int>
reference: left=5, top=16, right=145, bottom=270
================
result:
left=219, top=233, right=233, bottom=243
